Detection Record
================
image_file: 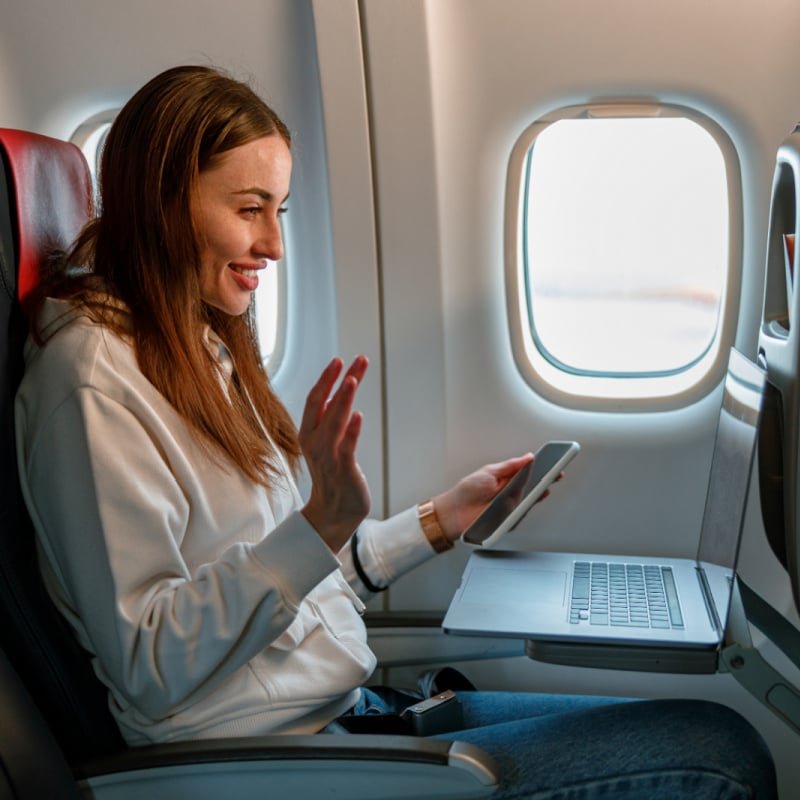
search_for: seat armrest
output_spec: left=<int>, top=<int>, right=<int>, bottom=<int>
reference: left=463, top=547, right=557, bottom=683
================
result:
left=74, top=734, right=500, bottom=800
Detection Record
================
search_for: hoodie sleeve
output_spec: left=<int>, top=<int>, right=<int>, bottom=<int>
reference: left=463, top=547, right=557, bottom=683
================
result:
left=338, top=506, right=441, bottom=599
left=17, top=385, right=340, bottom=720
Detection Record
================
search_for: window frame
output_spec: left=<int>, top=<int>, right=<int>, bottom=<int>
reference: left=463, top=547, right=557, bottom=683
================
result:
left=504, top=102, right=743, bottom=411
left=70, top=109, right=116, bottom=198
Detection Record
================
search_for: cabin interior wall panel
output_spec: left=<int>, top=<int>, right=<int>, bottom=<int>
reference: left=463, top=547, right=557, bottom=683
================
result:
left=358, top=2, right=800, bottom=794
left=2, top=0, right=800, bottom=793
left=360, top=0, right=800, bottom=613
left=310, top=0, right=384, bottom=520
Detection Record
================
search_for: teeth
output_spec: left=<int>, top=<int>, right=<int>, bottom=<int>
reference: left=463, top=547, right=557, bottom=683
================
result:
left=231, top=266, right=258, bottom=277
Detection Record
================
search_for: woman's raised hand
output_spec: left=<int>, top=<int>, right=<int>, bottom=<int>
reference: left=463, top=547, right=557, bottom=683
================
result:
left=300, top=356, right=371, bottom=553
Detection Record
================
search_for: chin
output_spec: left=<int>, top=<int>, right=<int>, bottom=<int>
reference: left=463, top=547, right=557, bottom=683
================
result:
left=204, top=297, right=253, bottom=317
left=226, top=303, right=252, bottom=317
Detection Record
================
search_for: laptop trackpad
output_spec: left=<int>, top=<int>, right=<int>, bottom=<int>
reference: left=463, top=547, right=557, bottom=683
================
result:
left=461, top=567, right=567, bottom=607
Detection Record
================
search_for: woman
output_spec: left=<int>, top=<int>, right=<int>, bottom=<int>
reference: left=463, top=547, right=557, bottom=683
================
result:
left=15, top=66, right=776, bottom=798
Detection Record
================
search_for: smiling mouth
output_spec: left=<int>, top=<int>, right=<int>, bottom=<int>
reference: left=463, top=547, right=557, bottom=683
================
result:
left=228, top=264, right=261, bottom=292
left=230, top=265, right=261, bottom=278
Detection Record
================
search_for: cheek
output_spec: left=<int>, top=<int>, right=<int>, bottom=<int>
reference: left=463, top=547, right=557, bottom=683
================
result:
left=196, top=238, right=233, bottom=302
left=203, top=223, right=245, bottom=266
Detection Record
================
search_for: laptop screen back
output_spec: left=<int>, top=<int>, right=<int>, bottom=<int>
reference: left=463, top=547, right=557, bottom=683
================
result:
left=696, top=349, right=765, bottom=568
left=695, top=349, right=765, bottom=627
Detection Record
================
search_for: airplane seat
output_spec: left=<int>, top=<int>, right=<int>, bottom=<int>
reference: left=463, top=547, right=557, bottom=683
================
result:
left=0, top=128, right=500, bottom=798
left=0, top=128, right=126, bottom=763
left=713, top=125, right=800, bottom=740
left=0, top=640, right=82, bottom=799
left=757, top=124, right=800, bottom=615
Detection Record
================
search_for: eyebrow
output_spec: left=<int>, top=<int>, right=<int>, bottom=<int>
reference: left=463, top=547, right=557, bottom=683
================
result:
left=232, top=188, right=290, bottom=204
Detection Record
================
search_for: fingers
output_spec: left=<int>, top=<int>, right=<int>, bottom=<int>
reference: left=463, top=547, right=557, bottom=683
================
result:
left=299, top=358, right=371, bottom=553
left=328, top=356, right=368, bottom=414
left=343, top=354, right=369, bottom=386
left=320, top=356, right=367, bottom=446
left=300, top=355, right=368, bottom=439
left=339, top=409, right=363, bottom=462
left=325, top=375, right=359, bottom=449
left=484, top=452, right=534, bottom=492
left=504, top=452, right=535, bottom=474
left=300, top=357, right=343, bottom=433
left=485, top=452, right=534, bottom=478
left=535, top=488, right=551, bottom=505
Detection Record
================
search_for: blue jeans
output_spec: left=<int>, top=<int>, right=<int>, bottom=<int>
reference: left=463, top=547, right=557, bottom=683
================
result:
left=330, top=688, right=777, bottom=799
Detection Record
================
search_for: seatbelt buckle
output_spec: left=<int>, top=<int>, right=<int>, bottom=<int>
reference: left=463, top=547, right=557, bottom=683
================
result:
left=401, top=689, right=463, bottom=735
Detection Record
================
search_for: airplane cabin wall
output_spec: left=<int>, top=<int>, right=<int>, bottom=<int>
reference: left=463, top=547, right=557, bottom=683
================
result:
left=1, top=0, right=800, bottom=794
left=357, top=0, right=800, bottom=611
left=350, top=1, right=800, bottom=793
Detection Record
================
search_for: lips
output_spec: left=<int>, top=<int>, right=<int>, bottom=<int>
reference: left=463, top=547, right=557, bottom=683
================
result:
left=227, top=263, right=263, bottom=291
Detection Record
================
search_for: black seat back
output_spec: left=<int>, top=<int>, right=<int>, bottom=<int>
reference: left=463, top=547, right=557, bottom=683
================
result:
left=0, top=642, right=81, bottom=799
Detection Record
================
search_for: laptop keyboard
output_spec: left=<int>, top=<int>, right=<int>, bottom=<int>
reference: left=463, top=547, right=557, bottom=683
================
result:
left=569, top=562, right=684, bottom=629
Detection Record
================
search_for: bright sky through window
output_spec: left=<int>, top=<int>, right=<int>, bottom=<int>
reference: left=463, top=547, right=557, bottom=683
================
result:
left=524, top=117, right=728, bottom=376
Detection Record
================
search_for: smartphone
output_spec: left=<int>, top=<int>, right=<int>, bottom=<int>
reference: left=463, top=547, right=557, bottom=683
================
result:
left=461, top=440, right=580, bottom=548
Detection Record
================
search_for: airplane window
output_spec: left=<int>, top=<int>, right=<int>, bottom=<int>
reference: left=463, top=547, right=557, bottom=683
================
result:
left=73, top=118, right=112, bottom=192
left=254, top=253, right=284, bottom=367
left=526, top=117, right=726, bottom=376
left=509, top=106, right=740, bottom=406
left=70, top=113, right=285, bottom=368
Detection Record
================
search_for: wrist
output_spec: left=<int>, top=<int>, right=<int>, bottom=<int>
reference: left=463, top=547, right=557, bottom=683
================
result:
left=301, top=504, right=357, bottom=554
left=417, top=499, right=454, bottom=553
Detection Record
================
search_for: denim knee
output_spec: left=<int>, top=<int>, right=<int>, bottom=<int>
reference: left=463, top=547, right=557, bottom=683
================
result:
left=434, top=695, right=777, bottom=800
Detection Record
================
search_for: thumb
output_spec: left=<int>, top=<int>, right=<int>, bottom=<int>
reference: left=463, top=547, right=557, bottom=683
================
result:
left=489, top=453, right=534, bottom=481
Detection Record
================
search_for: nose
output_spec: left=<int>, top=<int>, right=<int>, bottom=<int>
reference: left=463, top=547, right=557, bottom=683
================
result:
left=254, top=215, right=284, bottom=262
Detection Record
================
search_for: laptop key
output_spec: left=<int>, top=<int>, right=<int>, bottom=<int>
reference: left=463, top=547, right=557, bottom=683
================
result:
left=571, top=560, right=687, bottom=632
left=661, top=567, right=684, bottom=628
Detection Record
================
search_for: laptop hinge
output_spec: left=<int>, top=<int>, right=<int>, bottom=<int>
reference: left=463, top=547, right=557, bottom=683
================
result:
left=695, top=567, right=722, bottom=635
left=719, top=576, right=800, bottom=735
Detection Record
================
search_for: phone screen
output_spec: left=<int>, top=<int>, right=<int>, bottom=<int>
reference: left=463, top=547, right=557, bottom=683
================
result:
left=461, top=441, right=579, bottom=546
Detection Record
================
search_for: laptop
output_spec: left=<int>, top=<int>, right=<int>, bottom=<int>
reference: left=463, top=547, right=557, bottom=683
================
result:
left=442, top=348, right=765, bottom=673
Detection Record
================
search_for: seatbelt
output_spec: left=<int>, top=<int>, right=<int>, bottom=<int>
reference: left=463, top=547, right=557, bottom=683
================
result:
left=719, top=576, right=800, bottom=734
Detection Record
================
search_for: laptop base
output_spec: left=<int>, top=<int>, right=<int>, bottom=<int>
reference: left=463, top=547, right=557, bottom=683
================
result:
left=525, top=639, right=719, bottom=674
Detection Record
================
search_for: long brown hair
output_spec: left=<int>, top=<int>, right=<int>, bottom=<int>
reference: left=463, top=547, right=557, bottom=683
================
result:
left=30, top=65, right=301, bottom=486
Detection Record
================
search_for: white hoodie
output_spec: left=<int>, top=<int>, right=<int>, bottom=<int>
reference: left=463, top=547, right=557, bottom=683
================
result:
left=15, top=298, right=438, bottom=745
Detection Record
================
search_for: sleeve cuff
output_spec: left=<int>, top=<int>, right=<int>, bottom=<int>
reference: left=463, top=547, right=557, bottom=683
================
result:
left=249, top=511, right=340, bottom=607
left=356, top=506, right=440, bottom=588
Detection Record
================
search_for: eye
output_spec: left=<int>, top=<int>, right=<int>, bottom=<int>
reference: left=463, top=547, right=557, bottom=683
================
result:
left=241, top=206, right=262, bottom=217
left=278, top=206, right=289, bottom=216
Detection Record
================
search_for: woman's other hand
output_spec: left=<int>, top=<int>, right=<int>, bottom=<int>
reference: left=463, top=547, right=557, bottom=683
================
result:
left=432, top=453, right=535, bottom=544
left=300, top=356, right=371, bottom=553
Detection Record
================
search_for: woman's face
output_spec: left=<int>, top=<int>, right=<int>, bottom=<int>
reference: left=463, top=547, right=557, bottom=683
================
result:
left=194, top=134, right=292, bottom=316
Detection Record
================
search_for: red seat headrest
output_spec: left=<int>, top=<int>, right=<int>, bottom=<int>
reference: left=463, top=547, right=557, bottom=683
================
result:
left=0, top=129, right=92, bottom=306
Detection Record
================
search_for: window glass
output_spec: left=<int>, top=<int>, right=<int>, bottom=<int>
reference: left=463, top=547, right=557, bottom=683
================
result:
left=71, top=114, right=284, bottom=365
left=254, top=259, right=282, bottom=363
left=524, top=116, right=728, bottom=378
